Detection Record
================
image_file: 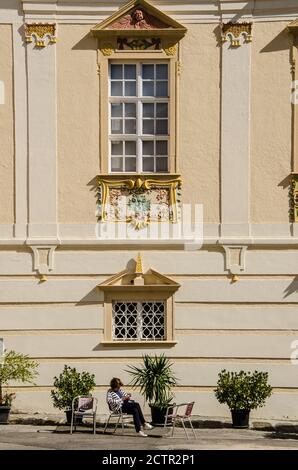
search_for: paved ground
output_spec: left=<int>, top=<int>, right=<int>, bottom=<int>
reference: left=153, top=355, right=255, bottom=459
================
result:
left=0, top=424, right=298, bottom=450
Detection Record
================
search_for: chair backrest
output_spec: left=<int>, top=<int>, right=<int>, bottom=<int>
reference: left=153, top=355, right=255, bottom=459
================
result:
left=184, top=402, right=194, bottom=417
left=73, top=396, right=97, bottom=412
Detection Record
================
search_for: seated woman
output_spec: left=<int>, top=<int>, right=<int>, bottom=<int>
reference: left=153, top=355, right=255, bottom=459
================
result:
left=107, top=377, right=153, bottom=437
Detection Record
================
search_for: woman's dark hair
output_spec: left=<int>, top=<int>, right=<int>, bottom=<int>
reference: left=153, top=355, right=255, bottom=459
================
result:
left=110, top=377, right=123, bottom=389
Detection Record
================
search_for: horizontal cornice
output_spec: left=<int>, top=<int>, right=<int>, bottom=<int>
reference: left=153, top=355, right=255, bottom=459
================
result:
left=18, top=1, right=298, bottom=23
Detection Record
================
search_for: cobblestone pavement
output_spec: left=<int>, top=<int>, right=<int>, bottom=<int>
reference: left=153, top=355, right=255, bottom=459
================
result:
left=0, top=424, right=298, bottom=450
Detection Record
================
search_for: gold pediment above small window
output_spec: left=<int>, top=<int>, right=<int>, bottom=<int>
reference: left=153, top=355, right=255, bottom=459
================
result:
left=91, top=0, right=186, bottom=53
left=98, top=253, right=180, bottom=293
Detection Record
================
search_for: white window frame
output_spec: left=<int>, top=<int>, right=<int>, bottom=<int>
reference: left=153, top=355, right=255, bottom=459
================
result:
left=108, top=60, right=170, bottom=174
left=112, top=300, right=166, bottom=341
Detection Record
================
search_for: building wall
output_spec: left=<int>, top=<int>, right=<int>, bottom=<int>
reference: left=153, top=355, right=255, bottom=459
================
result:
left=57, top=25, right=99, bottom=224
left=0, top=0, right=298, bottom=420
left=251, top=21, right=292, bottom=223
left=0, top=25, right=14, bottom=225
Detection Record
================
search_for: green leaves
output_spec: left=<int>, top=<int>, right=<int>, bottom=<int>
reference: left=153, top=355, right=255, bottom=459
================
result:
left=214, top=369, right=273, bottom=411
left=126, top=354, right=177, bottom=408
left=50, top=365, right=96, bottom=411
left=0, top=350, right=38, bottom=405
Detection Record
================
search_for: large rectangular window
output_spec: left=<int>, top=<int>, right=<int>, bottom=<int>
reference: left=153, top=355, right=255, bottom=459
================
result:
left=109, top=62, right=169, bottom=173
left=112, top=301, right=165, bottom=341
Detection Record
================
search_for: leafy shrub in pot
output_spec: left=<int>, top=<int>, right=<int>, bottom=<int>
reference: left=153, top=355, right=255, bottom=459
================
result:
left=0, top=350, right=38, bottom=424
left=51, top=365, right=96, bottom=423
left=214, top=370, right=273, bottom=428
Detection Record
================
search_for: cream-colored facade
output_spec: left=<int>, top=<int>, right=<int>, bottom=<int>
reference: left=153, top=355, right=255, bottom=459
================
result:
left=1, top=0, right=298, bottom=419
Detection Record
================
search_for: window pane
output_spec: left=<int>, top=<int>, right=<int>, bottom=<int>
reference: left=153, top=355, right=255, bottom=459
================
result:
left=142, top=64, right=154, bottom=79
left=143, top=120, right=154, bottom=134
left=143, top=157, right=154, bottom=172
left=125, top=141, right=136, bottom=155
left=125, top=81, right=136, bottom=96
left=111, top=141, right=123, bottom=155
left=156, top=157, right=168, bottom=172
left=125, top=119, right=136, bottom=134
left=156, top=140, right=168, bottom=155
left=111, top=64, right=122, bottom=79
left=142, top=81, right=154, bottom=96
left=111, top=157, right=123, bottom=172
left=124, top=64, right=136, bottom=79
left=111, top=81, right=123, bottom=96
left=156, top=120, right=168, bottom=135
left=111, top=119, right=123, bottom=134
left=156, top=103, right=168, bottom=118
left=142, top=141, right=154, bottom=155
left=156, top=81, right=168, bottom=97
left=156, top=64, right=168, bottom=79
left=125, top=157, right=136, bottom=172
left=142, top=103, right=154, bottom=118
left=111, top=103, right=122, bottom=118
left=125, top=103, right=136, bottom=117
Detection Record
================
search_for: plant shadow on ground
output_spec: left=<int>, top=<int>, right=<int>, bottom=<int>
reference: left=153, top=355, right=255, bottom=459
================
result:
left=265, top=432, right=298, bottom=441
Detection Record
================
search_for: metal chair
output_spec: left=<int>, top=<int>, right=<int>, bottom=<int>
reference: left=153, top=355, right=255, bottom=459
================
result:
left=164, top=402, right=197, bottom=439
left=70, top=395, right=97, bottom=434
left=103, top=406, right=131, bottom=434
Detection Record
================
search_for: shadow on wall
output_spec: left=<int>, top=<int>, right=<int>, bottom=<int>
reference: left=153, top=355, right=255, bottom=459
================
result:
left=72, top=33, right=97, bottom=51
left=260, top=28, right=290, bottom=54
left=284, top=276, right=298, bottom=298
left=76, top=287, right=104, bottom=305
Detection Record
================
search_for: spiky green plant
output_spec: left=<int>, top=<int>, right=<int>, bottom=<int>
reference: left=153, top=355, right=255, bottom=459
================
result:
left=126, top=354, right=177, bottom=408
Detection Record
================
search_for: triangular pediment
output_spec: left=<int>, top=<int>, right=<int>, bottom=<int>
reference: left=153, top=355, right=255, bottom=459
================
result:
left=91, top=0, right=186, bottom=38
left=98, top=255, right=180, bottom=292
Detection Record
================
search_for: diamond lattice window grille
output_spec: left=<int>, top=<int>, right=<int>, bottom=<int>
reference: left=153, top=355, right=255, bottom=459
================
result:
left=112, top=301, right=165, bottom=341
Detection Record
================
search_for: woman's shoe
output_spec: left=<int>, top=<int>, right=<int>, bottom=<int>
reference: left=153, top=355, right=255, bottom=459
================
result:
left=138, top=430, right=148, bottom=437
left=143, top=423, right=153, bottom=430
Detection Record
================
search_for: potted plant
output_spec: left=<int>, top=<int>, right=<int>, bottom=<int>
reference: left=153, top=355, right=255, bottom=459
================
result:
left=0, top=350, right=38, bottom=424
left=127, top=354, right=177, bottom=425
left=214, top=369, right=273, bottom=428
left=51, top=365, right=96, bottom=424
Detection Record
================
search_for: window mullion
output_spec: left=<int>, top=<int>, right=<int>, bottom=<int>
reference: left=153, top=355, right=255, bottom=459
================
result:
left=137, top=302, right=142, bottom=340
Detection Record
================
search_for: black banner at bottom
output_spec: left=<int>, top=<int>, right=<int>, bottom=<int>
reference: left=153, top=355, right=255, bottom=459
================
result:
left=0, top=450, right=297, bottom=467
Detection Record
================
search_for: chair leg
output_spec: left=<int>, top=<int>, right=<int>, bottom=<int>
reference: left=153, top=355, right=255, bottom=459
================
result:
left=188, top=417, right=197, bottom=439
left=70, top=412, right=74, bottom=434
left=93, top=415, right=96, bottom=434
left=171, top=417, right=177, bottom=437
left=114, top=414, right=121, bottom=434
left=181, top=419, right=189, bottom=440
left=121, top=414, right=124, bottom=433
left=103, top=414, right=111, bottom=434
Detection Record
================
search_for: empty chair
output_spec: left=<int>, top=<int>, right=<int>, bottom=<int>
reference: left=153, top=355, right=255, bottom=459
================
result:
left=164, top=402, right=197, bottom=439
left=70, top=395, right=97, bottom=434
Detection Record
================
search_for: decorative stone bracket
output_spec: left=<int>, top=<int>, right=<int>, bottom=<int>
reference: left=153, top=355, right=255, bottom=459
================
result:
left=223, top=245, right=247, bottom=275
left=221, top=22, right=252, bottom=47
left=29, top=245, right=57, bottom=278
left=25, top=23, right=57, bottom=48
